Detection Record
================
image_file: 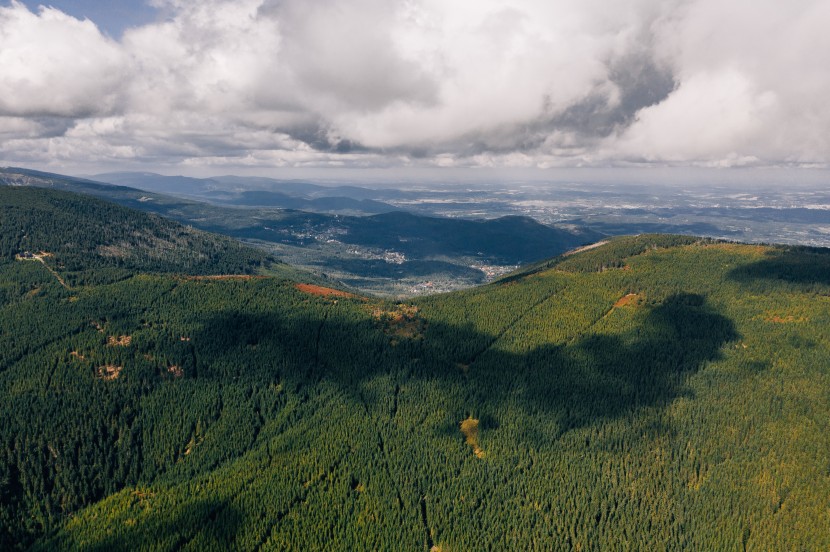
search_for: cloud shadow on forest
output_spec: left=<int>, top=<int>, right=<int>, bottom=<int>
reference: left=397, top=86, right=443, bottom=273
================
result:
left=728, top=247, right=830, bottom=288
left=189, top=292, right=738, bottom=443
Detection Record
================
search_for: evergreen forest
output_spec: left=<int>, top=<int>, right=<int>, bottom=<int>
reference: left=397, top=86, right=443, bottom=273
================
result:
left=1, top=186, right=829, bottom=550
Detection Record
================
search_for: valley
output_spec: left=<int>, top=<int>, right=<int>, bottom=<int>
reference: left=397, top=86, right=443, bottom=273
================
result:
left=6, top=167, right=830, bottom=297
left=94, top=170, right=830, bottom=248
left=0, top=168, right=595, bottom=296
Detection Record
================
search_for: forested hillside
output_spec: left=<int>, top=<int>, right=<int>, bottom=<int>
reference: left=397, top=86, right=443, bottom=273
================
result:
left=0, top=186, right=298, bottom=287
left=0, top=191, right=828, bottom=550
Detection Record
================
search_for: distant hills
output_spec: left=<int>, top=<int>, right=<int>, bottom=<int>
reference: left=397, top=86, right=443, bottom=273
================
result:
left=0, top=188, right=828, bottom=549
left=93, top=171, right=399, bottom=214
left=1, top=167, right=598, bottom=295
left=339, top=211, right=586, bottom=262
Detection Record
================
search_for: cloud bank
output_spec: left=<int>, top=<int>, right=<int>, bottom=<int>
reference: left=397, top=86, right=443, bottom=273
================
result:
left=1, top=0, right=829, bottom=173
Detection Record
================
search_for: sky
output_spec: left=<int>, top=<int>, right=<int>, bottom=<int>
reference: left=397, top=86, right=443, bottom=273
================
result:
left=1, top=0, right=829, bottom=181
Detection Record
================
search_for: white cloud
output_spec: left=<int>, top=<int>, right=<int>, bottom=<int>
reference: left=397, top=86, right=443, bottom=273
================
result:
left=614, top=0, right=830, bottom=166
left=612, top=70, right=776, bottom=162
left=0, top=0, right=828, bottom=173
left=0, top=1, right=127, bottom=118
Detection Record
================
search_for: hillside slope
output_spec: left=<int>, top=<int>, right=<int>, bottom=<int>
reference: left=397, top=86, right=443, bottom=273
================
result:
left=0, top=186, right=301, bottom=287
left=0, top=199, right=828, bottom=549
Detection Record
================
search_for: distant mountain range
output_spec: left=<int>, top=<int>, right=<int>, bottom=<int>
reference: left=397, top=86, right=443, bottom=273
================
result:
left=93, top=171, right=400, bottom=214
left=1, top=167, right=598, bottom=295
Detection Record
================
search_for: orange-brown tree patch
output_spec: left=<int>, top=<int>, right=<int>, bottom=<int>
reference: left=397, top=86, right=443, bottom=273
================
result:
left=107, top=335, right=132, bottom=347
left=614, top=293, right=641, bottom=308
left=167, top=365, right=184, bottom=378
left=764, top=315, right=807, bottom=324
left=295, top=283, right=357, bottom=298
left=460, top=417, right=485, bottom=459
left=371, top=304, right=424, bottom=342
left=97, top=365, right=122, bottom=381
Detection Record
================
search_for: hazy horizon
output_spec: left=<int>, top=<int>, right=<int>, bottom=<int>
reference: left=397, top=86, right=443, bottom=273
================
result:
left=59, top=166, right=830, bottom=192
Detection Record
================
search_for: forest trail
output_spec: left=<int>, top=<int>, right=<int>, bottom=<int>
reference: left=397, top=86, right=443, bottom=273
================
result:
left=563, top=240, right=609, bottom=257
left=252, top=445, right=352, bottom=552
left=16, top=252, right=69, bottom=289
left=355, top=386, right=408, bottom=520
left=567, top=291, right=634, bottom=345
left=463, top=287, right=564, bottom=367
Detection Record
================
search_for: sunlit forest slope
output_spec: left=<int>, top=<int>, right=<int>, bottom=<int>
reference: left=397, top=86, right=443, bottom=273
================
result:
left=1, top=187, right=828, bottom=550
